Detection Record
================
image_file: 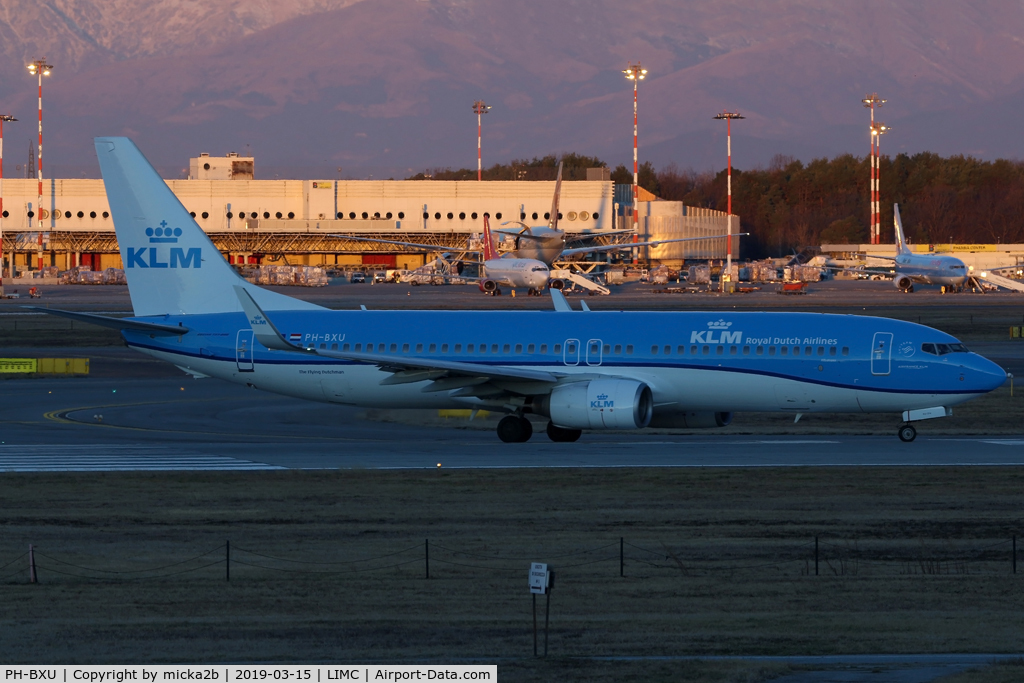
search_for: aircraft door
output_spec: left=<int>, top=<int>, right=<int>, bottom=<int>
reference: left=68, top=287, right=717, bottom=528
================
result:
left=563, top=339, right=580, bottom=366
left=586, top=338, right=603, bottom=366
left=870, top=332, right=893, bottom=376
left=236, top=330, right=255, bottom=372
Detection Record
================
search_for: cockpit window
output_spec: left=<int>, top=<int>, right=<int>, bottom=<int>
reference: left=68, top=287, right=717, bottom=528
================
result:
left=922, top=342, right=967, bottom=356
left=951, top=265, right=965, bottom=270
left=531, top=266, right=549, bottom=272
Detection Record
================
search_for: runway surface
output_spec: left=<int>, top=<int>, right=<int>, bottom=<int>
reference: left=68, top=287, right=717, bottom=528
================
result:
left=3, top=375, right=1024, bottom=471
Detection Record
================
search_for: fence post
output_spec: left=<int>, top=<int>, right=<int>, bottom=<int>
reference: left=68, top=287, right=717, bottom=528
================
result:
left=226, top=540, right=230, bottom=582
left=620, top=537, right=624, bottom=577
left=815, top=537, right=819, bottom=576
left=425, top=539, right=429, bottom=580
left=29, top=544, right=37, bottom=584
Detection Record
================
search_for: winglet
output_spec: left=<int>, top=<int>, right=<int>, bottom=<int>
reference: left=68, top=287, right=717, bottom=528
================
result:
left=233, top=285, right=306, bottom=352
left=580, top=300, right=591, bottom=312
left=550, top=288, right=572, bottom=312
left=893, top=204, right=911, bottom=255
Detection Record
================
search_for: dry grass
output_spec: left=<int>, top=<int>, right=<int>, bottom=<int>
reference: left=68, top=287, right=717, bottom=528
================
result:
left=3, top=468, right=1024, bottom=678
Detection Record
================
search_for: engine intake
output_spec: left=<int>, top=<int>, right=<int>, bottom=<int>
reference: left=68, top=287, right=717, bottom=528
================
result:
left=894, top=274, right=913, bottom=291
left=539, top=379, right=653, bottom=430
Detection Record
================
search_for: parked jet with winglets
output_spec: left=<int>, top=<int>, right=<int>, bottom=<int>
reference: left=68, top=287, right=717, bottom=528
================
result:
left=31, top=138, right=1008, bottom=445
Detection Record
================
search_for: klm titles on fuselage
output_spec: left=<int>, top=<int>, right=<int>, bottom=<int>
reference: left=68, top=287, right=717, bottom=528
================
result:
left=126, top=222, right=202, bottom=269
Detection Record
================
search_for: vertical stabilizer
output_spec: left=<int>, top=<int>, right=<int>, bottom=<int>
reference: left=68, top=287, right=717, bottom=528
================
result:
left=482, top=214, right=498, bottom=261
left=893, top=203, right=912, bottom=256
left=95, top=137, right=323, bottom=316
left=548, top=162, right=563, bottom=232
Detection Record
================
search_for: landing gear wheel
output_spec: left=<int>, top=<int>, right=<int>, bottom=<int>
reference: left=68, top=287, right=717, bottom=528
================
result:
left=497, top=415, right=533, bottom=443
left=898, top=424, right=917, bottom=442
left=546, top=422, right=582, bottom=443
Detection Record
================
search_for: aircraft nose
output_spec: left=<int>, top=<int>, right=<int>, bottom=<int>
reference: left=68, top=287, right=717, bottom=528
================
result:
left=970, top=353, right=1009, bottom=391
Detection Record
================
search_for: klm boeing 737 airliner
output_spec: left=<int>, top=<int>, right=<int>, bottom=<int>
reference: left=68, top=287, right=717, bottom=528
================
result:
left=37, top=138, right=1009, bottom=444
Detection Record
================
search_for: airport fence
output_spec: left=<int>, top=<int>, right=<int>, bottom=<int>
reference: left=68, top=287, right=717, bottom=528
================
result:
left=2, top=535, right=1023, bottom=584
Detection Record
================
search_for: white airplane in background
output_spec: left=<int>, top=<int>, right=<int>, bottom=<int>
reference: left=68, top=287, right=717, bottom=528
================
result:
left=497, top=163, right=745, bottom=266
left=342, top=214, right=551, bottom=296
left=823, top=205, right=971, bottom=292
left=865, top=205, right=970, bottom=292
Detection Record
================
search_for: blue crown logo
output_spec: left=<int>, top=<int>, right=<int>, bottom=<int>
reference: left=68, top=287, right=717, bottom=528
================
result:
left=707, top=319, right=732, bottom=329
left=146, top=220, right=182, bottom=244
left=596, top=393, right=608, bottom=400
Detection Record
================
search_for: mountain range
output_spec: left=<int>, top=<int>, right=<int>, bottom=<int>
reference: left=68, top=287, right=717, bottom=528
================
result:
left=1, top=0, right=1023, bottom=179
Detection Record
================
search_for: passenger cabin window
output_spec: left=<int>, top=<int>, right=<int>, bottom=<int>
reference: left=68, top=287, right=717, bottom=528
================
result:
left=780, top=346, right=788, bottom=355
left=503, top=344, right=510, bottom=353
left=768, top=346, right=776, bottom=356
left=402, top=344, right=409, bottom=353
left=515, top=344, right=522, bottom=353
left=491, top=344, right=499, bottom=353
left=479, top=345, right=487, bottom=354
left=416, top=344, right=423, bottom=352
left=842, top=347, right=849, bottom=356
left=716, top=346, right=724, bottom=355
left=390, top=344, right=397, bottom=352
left=702, top=345, right=709, bottom=355
left=441, top=344, right=448, bottom=352
left=829, top=346, right=837, bottom=356
left=678, top=345, right=686, bottom=354
left=690, top=345, right=698, bottom=354
left=455, top=344, right=462, bottom=353
left=817, top=346, right=825, bottom=356
left=541, top=344, right=548, bottom=354
left=331, top=343, right=338, bottom=350
left=664, top=345, right=671, bottom=355
left=467, top=344, right=474, bottom=353
left=651, top=346, right=658, bottom=355
left=614, top=345, right=622, bottom=354
left=555, top=344, right=562, bottom=353
left=793, top=346, right=800, bottom=356
left=319, top=343, right=326, bottom=349
left=354, top=344, right=361, bottom=351
left=529, top=344, right=536, bottom=353
left=625, top=345, right=633, bottom=354
left=805, top=346, right=812, bottom=355
left=743, top=346, right=750, bottom=355
left=429, top=343, right=436, bottom=352
left=756, top=346, right=764, bottom=355
left=379, top=344, right=386, bottom=352
left=730, top=346, right=737, bottom=355
left=603, top=344, right=610, bottom=354
left=343, top=343, right=350, bottom=351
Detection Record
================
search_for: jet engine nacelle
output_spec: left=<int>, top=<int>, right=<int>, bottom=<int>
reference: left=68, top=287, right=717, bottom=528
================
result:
left=479, top=279, right=499, bottom=293
left=538, top=379, right=653, bottom=430
left=894, top=274, right=914, bottom=291
left=548, top=279, right=565, bottom=290
left=648, top=411, right=734, bottom=429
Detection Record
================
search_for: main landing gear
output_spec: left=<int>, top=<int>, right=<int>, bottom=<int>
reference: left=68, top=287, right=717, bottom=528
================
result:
left=497, top=415, right=533, bottom=443
left=898, top=423, right=917, bottom=442
left=546, top=422, right=582, bottom=443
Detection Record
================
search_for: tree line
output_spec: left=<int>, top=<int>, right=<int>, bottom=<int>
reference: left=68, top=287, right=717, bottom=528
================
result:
left=410, top=152, right=1024, bottom=257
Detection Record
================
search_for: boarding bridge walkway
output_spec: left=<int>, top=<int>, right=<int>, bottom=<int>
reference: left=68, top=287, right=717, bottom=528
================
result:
left=977, top=272, right=1024, bottom=292
left=550, top=269, right=611, bottom=295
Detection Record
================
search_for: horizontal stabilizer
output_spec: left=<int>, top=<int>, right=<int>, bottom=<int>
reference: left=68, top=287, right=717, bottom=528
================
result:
left=26, top=307, right=189, bottom=335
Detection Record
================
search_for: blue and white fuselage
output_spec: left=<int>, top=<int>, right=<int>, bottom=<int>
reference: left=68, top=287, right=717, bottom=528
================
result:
left=47, top=137, right=1006, bottom=445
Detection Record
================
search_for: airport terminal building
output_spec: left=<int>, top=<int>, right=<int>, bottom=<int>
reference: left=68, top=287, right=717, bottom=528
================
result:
left=0, top=154, right=736, bottom=276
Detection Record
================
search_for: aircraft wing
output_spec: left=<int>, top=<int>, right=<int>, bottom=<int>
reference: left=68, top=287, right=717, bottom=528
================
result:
left=26, top=306, right=189, bottom=335
left=330, top=234, right=477, bottom=253
left=233, top=286, right=559, bottom=385
left=559, top=233, right=748, bottom=257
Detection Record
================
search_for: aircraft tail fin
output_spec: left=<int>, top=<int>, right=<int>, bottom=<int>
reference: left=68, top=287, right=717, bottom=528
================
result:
left=893, top=203, right=912, bottom=256
left=482, top=214, right=498, bottom=261
left=548, top=162, right=563, bottom=232
left=94, top=137, right=323, bottom=317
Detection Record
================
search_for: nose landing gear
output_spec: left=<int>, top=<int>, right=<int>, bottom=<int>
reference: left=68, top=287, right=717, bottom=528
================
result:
left=898, top=424, right=917, bottom=442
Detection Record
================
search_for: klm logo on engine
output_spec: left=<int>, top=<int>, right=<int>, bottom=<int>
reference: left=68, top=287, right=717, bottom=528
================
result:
left=126, top=221, right=201, bottom=269
left=591, top=392, right=614, bottom=409
left=690, top=319, right=742, bottom=344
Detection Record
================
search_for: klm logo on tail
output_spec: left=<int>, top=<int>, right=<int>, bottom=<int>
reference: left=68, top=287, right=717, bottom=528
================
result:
left=126, top=220, right=202, bottom=269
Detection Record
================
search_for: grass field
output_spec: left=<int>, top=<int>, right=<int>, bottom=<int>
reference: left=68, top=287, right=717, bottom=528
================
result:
left=3, top=468, right=1024, bottom=680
